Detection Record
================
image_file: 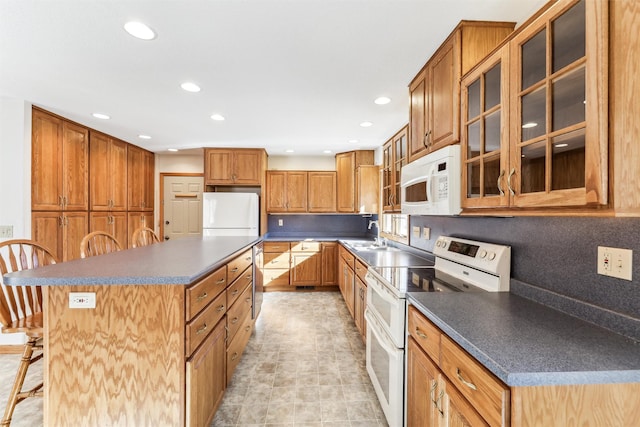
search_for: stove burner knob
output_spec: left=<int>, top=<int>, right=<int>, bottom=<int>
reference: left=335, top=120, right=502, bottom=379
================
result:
left=436, top=240, right=442, bottom=247
left=479, top=249, right=487, bottom=258
left=488, top=252, right=496, bottom=261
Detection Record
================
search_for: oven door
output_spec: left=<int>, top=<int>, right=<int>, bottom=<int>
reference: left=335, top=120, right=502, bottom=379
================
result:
left=365, top=271, right=406, bottom=348
left=365, top=308, right=404, bottom=427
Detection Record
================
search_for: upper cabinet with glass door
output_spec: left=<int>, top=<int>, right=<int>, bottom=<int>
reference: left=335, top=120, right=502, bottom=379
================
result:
left=508, top=0, right=608, bottom=208
left=382, top=126, right=408, bottom=212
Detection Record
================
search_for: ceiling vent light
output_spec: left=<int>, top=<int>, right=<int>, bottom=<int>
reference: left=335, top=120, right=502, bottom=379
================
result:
left=374, top=96, right=391, bottom=105
left=138, top=134, right=151, bottom=140
left=124, top=21, right=156, bottom=41
left=181, top=82, right=201, bottom=93
left=285, top=149, right=295, bottom=153
left=210, top=114, right=225, bottom=121
left=348, top=139, right=359, bottom=143
left=360, top=121, right=373, bottom=128
left=323, top=150, right=332, bottom=154
left=92, top=113, right=110, bottom=120
left=167, top=148, right=179, bottom=152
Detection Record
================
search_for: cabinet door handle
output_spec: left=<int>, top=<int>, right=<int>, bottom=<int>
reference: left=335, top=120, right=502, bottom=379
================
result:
left=196, top=323, right=208, bottom=335
left=231, top=351, right=239, bottom=361
left=507, top=168, right=516, bottom=196
left=497, top=169, right=505, bottom=196
left=414, top=328, right=428, bottom=340
left=456, top=368, right=478, bottom=391
left=216, top=304, right=225, bottom=312
left=196, top=292, right=208, bottom=302
left=423, top=130, right=432, bottom=149
left=59, top=195, right=64, bottom=208
left=58, top=216, right=64, bottom=227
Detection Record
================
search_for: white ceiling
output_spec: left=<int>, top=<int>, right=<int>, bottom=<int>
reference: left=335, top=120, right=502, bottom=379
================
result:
left=0, top=0, right=546, bottom=156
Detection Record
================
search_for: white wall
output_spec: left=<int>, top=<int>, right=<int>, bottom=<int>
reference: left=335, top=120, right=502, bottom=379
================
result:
left=0, top=96, right=31, bottom=345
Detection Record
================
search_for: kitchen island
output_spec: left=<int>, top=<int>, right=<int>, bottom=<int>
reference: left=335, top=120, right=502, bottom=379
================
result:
left=3, top=236, right=259, bottom=427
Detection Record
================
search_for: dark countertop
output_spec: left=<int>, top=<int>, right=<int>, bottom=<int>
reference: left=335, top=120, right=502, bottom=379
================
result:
left=3, top=236, right=260, bottom=286
left=408, top=292, right=640, bottom=387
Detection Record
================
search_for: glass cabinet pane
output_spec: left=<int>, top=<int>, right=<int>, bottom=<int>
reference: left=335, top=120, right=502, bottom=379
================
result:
left=521, top=29, right=546, bottom=89
left=521, top=87, right=546, bottom=141
left=467, top=78, right=481, bottom=119
left=485, top=111, right=501, bottom=153
left=552, top=129, right=585, bottom=190
left=552, top=66, right=585, bottom=131
left=521, top=141, right=546, bottom=193
left=552, top=0, right=585, bottom=73
left=467, top=161, right=481, bottom=198
left=467, top=121, right=481, bottom=158
left=483, top=155, right=501, bottom=196
left=485, top=63, right=501, bottom=110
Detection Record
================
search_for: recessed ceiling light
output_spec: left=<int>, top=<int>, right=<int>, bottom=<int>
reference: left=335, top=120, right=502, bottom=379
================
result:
left=323, top=150, right=332, bottom=154
left=285, top=149, right=295, bottom=153
left=522, top=122, right=537, bottom=129
left=210, top=114, right=225, bottom=121
left=360, top=121, right=373, bottom=128
left=181, top=82, right=201, bottom=93
left=138, top=134, right=151, bottom=140
left=167, top=148, right=179, bottom=152
left=349, top=139, right=359, bottom=143
left=92, top=113, right=110, bottom=120
left=124, top=21, right=156, bottom=41
left=554, top=143, right=569, bottom=148
left=374, top=97, right=391, bottom=105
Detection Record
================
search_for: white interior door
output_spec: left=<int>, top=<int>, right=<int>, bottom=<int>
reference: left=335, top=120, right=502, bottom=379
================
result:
left=162, top=175, right=204, bottom=241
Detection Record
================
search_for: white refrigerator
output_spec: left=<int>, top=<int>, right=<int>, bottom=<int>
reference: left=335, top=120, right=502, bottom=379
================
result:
left=202, top=192, right=259, bottom=236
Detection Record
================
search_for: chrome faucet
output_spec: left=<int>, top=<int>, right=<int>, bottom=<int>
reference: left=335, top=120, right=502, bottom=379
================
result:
left=368, top=220, right=386, bottom=246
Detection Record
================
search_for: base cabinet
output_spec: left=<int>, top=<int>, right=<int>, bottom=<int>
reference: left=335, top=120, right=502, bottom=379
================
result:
left=186, top=320, right=226, bottom=427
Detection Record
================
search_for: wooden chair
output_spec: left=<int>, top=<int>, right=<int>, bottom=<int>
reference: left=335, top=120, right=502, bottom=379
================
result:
left=131, top=227, right=161, bottom=248
left=0, top=240, right=58, bottom=426
left=79, top=231, right=122, bottom=258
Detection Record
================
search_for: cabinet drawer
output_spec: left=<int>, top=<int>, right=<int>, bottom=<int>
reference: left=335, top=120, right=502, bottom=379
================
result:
left=228, top=249, right=252, bottom=283
left=354, top=259, right=368, bottom=282
left=291, top=241, right=321, bottom=252
left=339, top=245, right=355, bottom=269
left=264, top=242, right=290, bottom=253
left=186, top=266, right=227, bottom=321
left=226, top=283, right=253, bottom=342
left=407, top=305, right=441, bottom=364
left=264, top=269, right=290, bottom=286
left=227, top=266, right=252, bottom=307
left=441, top=335, right=509, bottom=427
left=186, top=291, right=227, bottom=356
left=264, top=252, right=290, bottom=268
left=226, top=311, right=253, bottom=383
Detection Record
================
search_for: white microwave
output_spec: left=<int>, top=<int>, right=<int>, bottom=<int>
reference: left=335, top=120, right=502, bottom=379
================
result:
left=400, top=145, right=461, bottom=216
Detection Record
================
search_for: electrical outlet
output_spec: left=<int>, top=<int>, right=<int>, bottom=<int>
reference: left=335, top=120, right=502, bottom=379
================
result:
left=412, top=226, right=421, bottom=238
left=69, top=292, right=96, bottom=309
left=278, top=219, right=284, bottom=227
left=0, top=225, right=13, bottom=238
left=422, top=227, right=431, bottom=240
left=597, top=246, right=633, bottom=281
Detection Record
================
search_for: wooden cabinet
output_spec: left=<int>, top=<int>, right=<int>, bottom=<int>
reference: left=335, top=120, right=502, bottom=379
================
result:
left=89, top=211, right=128, bottom=249
left=336, top=150, right=376, bottom=213
left=354, top=277, right=367, bottom=343
left=407, top=337, right=443, bottom=427
left=32, top=109, right=89, bottom=211
left=382, top=126, right=408, bottom=212
left=127, top=211, right=155, bottom=247
left=31, top=211, right=88, bottom=262
left=290, top=241, right=322, bottom=286
left=262, top=242, right=291, bottom=287
left=266, top=171, right=308, bottom=212
left=204, top=148, right=266, bottom=186
left=308, top=171, right=337, bottom=212
left=409, top=21, right=515, bottom=162
left=90, top=132, right=127, bottom=211
left=338, top=245, right=356, bottom=317
left=127, top=145, right=154, bottom=211
left=320, top=242, right=338, bottom=285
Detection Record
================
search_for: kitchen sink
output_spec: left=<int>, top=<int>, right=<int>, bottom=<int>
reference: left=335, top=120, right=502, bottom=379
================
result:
left=343, top=240, right=400, bottom=252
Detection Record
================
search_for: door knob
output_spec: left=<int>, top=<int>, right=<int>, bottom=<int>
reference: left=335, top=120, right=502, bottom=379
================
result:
left=165, top=220, right=170, bottom=225
left=164, top=236, right=170, bottom=241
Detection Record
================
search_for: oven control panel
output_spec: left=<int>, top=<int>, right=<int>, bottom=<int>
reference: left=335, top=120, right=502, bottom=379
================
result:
left=433, top=236, right=510, bottom=278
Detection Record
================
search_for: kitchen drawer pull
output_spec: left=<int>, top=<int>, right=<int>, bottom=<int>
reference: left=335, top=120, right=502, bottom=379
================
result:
left=244, top=325, right=250, bottom=332
left=497, top=169, right=505, bottom=196
left=245, top=297, right=251, bottom=303
left=456, top=368, right=478, bottom=391
left=231, top=352, right=238, bottom=361
left=231, top=267, right=239, bottom=272
left=196, top=323, right=208, bottom=335
left=245, top=256, right=252, bottom=261
left=415, top=328, right=428, bottom=340
left=232, top=289, right=239, bottom=296
left=216, top=278, right=226, bottom=284
left=230, top=316, right=239, bottom=324
left=196, top=292, right=208, bottom=302
left=271, top=259, right=279, bottom=264
left=217, top=304, right=225, bottom=312
left=245, top=275, right=252, bottom=281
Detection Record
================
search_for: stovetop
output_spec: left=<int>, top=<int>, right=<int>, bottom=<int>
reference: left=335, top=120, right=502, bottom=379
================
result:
left=369, top=265, right=486, bottom=296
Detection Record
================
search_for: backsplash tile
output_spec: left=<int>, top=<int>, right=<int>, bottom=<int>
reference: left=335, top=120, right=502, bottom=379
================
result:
left=266, top=214, right=377, bottom=239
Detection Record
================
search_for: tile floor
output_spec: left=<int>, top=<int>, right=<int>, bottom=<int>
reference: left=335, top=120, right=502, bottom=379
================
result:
left=0, top=291, right=388, bottom=427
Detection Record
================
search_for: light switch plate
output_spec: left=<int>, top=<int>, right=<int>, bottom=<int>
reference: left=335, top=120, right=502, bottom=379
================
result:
left=412, top=226, right=421, bottom=238
left=422, top=227, right=431, bottom=240
left=597, top=246, right=633, bottom=281
left=0, top=225, right=13, bottom=238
